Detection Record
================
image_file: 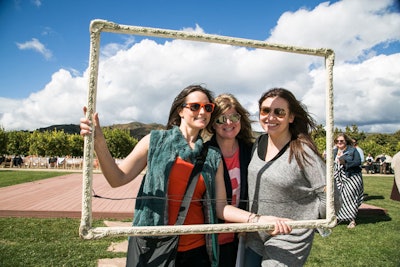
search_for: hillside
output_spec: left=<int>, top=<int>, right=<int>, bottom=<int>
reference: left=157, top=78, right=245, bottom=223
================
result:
left=104, top=122, right=165, bottom=140
left=37, top=124, right=81, bottom=135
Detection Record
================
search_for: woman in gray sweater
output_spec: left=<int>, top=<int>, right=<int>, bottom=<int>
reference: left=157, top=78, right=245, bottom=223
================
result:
left=245, top=88, right=328, bottom=267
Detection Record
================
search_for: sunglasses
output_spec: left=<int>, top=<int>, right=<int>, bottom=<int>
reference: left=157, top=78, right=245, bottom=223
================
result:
left=260, top=107, right=287, bottom=118
left=215, top=113, right=241, bottom=125
left=182, top=102, right=215, bottom=113
left=335, top=140, right=346, bottom=143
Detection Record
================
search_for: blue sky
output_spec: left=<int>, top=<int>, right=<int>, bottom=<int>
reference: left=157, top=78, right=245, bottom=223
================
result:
left=0, top=0, right=333, bottom=99
left=0, top=0, right=399, bottom=133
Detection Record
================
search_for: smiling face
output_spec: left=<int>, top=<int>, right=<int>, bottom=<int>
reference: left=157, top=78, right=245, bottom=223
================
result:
left=335, top=136, right=347, bottom=150
left=179, top=90, right=213, bottom=130
left=213, top=107, right=241, bottom=141
left=259, top=96, right=294, bottom=137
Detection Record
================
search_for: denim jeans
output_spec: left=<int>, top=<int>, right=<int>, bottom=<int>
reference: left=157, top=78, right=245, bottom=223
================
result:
left=244, top=247, right=262, bottom=266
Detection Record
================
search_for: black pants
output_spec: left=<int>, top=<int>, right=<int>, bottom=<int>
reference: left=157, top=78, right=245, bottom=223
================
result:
left=219, top=241, right=238, bottom=267
left=176, top=245, right=210, bottom=267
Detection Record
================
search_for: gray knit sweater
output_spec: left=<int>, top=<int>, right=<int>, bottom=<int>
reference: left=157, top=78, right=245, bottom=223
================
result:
left=246, top=138, right=326, bottom=267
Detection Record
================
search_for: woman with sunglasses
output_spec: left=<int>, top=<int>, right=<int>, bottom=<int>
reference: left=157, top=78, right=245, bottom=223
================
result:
left=80, top=84, right=291, bottom=267
left=333, top=132, right=363, bottom=229
left=244, top=88, right=336, bottom=266
left=205, top=93, right=254, bottom=267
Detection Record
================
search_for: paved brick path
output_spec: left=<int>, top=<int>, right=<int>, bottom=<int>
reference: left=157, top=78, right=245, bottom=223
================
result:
left=0, top=173, right=143, bottom=219
left=0, top=172, right=388, bottom=219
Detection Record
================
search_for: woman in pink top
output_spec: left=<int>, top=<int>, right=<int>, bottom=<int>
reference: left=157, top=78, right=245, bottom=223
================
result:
left=205, top=94, right=254, bottom=267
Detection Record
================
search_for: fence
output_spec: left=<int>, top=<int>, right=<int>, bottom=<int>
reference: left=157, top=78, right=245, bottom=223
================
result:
left=0, top=155, right=125, bottom=170
left=0, top=155, right=89, bottom=170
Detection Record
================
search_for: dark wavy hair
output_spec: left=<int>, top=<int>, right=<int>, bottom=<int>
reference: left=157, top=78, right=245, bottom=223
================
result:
left=166, top=84, right=215, bottom=134
left=258, top=88, right=322, bottom=168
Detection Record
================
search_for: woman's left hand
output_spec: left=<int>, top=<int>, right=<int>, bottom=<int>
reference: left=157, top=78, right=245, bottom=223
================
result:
left=259, top=216, right=292, bottom=236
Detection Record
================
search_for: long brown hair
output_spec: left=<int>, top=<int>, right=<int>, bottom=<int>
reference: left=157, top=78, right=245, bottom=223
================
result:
left=166, top=84, right=215, bottom=134
left=258, top=88, right=322, bottom=168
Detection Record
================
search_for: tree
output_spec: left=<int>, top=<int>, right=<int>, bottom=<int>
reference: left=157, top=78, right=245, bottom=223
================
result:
left=44, top=130, right=70, bottom=156
left=6, top=131, right=30, bottom=155
left=313, top=136, right=327, bottom=157
left=68, top=134, right=84, bottom=157
left=103, top=127, right=138, bottom=158
left=0, top=126, right=8, bottom=155
left=29, top=131, right=47, bottom=156
left=311, top=124, right=326, bottom=139
left=359, top=140, right=385, bottom=159
left=363, top=133, right=398, bottom=156
left=0, top=122, right=397, bottom=161
left=344, top=124, right=366, bottom=142
left=310, top=124, right=327, bottom=156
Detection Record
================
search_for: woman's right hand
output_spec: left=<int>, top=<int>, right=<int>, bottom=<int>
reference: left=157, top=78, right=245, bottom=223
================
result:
left=80, top=106, right=100, bottom=137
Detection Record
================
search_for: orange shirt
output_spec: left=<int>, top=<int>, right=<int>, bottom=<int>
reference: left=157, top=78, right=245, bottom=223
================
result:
left=168, top=157, right=207, bottom=252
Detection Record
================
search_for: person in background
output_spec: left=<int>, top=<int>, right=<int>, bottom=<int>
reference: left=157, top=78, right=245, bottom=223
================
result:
left=205, top=93, right=254, bottom=267
left=352, top=139, right=364, bottom=163
left=12, top=155, right=23, bottom=167
left=245, top=88, right=334, bottom=266
left=333, top=132, right=364, bottom=229
left=379, top=154, right=388, bottom=174
left=365, top=153, right=374, bottom=174
left=80, top=84, right=291, bottom=267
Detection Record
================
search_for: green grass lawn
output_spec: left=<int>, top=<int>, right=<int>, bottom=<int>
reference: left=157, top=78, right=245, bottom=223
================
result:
left=0, top=218, right=126, bottom=267
left=306, top=175, right=400, bottom=267
left=0, top=171, right=399, bottom=266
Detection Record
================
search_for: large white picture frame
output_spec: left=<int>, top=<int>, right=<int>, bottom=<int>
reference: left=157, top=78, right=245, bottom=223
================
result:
left=79, top=19, right=336, bottom=240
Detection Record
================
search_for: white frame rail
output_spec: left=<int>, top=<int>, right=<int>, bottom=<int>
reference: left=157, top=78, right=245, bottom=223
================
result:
left=80, top=19, right=336, bottom=239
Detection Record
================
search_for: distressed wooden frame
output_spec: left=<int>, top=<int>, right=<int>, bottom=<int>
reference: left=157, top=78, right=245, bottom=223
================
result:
left=79, top=19, right=336, bottom=239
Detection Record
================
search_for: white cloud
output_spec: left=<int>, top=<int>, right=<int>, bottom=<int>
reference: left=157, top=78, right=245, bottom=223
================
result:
left=302, top=53, right=400, bottom=131
left=267, top=0, right=400, bottom=63
left=1, top=0, right=400, bottom=134
left=16, top=38, right=52, bottom=60
left=31, top=0, right=42, bottom=7
left=181, top=24, right=205, bottom=34
left=0, top=69, right=87, bottom=130
left=101, top=36, right=136, bottom=59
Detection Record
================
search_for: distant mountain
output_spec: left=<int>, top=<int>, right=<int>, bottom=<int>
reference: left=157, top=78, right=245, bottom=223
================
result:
left=37, top=124, right=81, bottom=135
left=104, top=122, right=166, bottom=140
left=37, top=122, right=166, bottom=140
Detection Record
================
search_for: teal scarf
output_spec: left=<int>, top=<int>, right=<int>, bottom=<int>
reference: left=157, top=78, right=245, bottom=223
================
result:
left=133, top=126, right=220, bottom=226
left=132, top=126, right=221, bottom=266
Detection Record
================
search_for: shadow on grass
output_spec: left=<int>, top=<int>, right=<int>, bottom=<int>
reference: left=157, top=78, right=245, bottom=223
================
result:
left=335, top=215, right=391, bottom=227
left=336, top=208, right=392, bottom=225
left=363, top=194, right=385, bottom=201
left=357, top=213, right=392, bottom=224
left=355, top=194, right=392, bottom=224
